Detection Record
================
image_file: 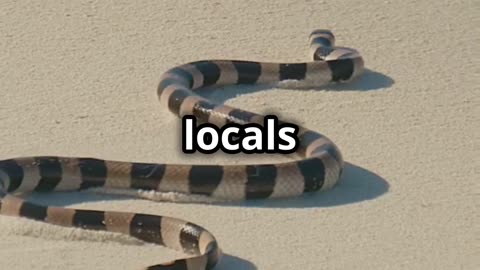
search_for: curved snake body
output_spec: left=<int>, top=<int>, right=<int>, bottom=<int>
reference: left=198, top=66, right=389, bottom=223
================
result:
left=0, top=30, right=364, bottom=269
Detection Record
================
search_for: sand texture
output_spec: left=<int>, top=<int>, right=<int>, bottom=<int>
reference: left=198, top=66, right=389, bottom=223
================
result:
left=0, top=0, right=478, bottom=269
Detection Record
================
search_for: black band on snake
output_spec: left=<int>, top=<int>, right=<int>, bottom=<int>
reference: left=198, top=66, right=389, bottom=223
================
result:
left=0, top=30, right=364, bottom=270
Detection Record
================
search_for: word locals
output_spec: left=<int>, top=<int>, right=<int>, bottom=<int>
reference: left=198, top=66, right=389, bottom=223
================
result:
left=182, top=115, right=299, bottom=154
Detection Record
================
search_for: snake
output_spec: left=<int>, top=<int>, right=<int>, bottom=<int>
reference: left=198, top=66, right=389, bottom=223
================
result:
left=0, top=30, right=364, bottom=270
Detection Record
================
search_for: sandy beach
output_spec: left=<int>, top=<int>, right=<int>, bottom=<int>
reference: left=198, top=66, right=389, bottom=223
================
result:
left=0, top=0, right=478, bottom=269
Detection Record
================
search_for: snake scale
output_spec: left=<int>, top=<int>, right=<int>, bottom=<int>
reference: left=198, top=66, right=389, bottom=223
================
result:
left=0, top=30, right=364, bottom=269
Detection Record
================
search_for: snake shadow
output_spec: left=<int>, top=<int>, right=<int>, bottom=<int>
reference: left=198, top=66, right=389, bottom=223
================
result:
left=232, top=162, right=389, bottom=209
left=325, top=69, right=394, bottom=91
left=216, top=254, right=257, bottom=270
left=201, top=69, right=394, bottom=102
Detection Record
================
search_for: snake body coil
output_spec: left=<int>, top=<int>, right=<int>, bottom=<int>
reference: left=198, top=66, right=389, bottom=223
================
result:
left=0, top=30, right=364, bottom=269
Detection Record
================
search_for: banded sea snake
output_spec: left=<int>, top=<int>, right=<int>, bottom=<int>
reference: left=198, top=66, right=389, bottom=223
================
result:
left=0, top=30, right=364, bottom=269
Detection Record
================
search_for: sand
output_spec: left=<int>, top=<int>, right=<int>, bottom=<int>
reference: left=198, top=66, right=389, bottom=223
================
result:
left=0, top=0, right=478, bottom=269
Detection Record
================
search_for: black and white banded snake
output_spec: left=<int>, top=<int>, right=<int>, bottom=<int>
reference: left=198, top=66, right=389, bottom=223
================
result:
left=0, top=29, right=364, bottom=269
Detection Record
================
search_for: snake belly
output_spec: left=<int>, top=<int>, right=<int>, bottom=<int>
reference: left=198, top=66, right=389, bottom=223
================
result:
left=0, top=30, right=364, bottom=270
